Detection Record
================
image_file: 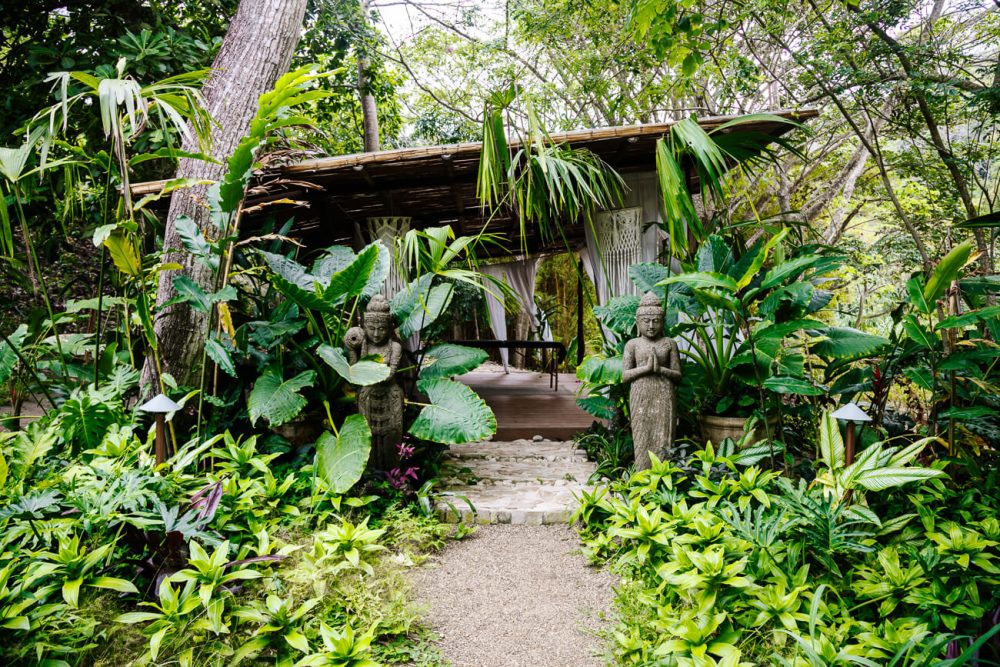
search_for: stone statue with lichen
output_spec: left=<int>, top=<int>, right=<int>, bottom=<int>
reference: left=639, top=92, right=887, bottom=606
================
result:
left=621, top=292, right=682, bottom=470
left=344, top=294, right=403, bottom=470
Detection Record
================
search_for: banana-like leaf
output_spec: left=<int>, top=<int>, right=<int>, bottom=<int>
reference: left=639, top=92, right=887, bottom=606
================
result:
left=315, top=414, right=372, bottom=494
left=923, top=241, right=975, bottom=306
left=735, top=229, right=788, bottom=289
left=419, top=344, right=488, bottom=380
left=316, top=344, right=390, bottom=386
left=409, top=378, right=496, bottom=444
left=819, top=411, right=845, bottom=470
left=247, top=368, right=315, bottom=427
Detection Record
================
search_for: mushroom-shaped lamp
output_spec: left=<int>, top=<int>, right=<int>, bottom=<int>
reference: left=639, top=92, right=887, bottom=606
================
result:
left=831, top=402, right=871, bottom=465
left=138, top=393, right=181, bottom=465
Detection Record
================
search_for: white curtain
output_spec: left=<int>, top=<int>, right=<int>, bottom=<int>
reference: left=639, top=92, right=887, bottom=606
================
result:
left=479, top=257, right=544, bottom=372
left=479, top=263, right=510, bottom=372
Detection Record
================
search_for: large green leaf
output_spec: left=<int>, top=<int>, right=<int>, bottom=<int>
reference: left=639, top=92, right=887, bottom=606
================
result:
left=659, top=271, right=739, bottom=292
left=576, top=395, right=617, bottom=420
left=103, top=230, right=141, bottom=276
left=409, top=379, right=496, bottom=444
left=419, top=344, right=488, bottom=379
left=924, top=241, right=975, bottom=307
left=315, top=414, right=372, bottom=494
left=629, top=263, right=671, bottom=297
left=735, top=229, right=788, bottom=289
left=576, top=354, right=622, bottom=384
left=323, top=243, right=380, bottom=305
left=0, top=324, right=27, bottom=385
left=258, top=250, right=330, bottom=312
left=819, top=411, right=845, bottom=470
left=593, top=295, right=640, bottom=338
left=363, top=241, right=392, bottom=298
left=761, top=254, right=834, bottom=289
left=763, top=376, right=825, bottom=395
left=853, top=467, right=945, bottom=491
left=247, top=368, right=315, bottom=427
left=398, top=283, right=453, bottom=338
left=810, top=327, right=889, bottom=360
left=391, top=274, right=432, bottom=325
left=316, top=344, right=390, bottom=386
left=205, top=338, right=236, bottom=377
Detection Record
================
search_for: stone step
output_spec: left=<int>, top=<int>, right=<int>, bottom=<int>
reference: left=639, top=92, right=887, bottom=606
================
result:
left=436, top=440, right=597, bottom=526
left=441, top=459, right=595, bottom=484
left=446, top=439, right=589, bottom=463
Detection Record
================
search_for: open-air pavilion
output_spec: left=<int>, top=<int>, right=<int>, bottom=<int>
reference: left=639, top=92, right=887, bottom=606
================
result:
left=136, top=108, right=818, bottom=439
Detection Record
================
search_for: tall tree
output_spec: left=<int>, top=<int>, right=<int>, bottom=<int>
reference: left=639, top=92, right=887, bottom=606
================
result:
left=141, top=0, right=308, bottom=393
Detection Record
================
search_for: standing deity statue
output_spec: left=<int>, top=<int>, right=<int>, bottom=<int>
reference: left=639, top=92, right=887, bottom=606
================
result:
left=621, top=292, right=682, bottom=470
left=344, top=295, right=404, bottom=470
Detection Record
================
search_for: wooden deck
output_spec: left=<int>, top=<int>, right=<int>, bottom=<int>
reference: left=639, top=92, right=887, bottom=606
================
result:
left=456, top=371, right=597, bottom=441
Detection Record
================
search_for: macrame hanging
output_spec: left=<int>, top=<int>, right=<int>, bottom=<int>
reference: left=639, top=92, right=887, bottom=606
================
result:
left=583, top=206, right=644, bottom=305
left=366, top=216, right=411, bottom=299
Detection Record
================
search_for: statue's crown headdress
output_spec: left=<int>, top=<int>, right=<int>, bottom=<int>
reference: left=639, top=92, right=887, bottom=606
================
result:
left=636, top=291, right=664, bottom=316
left=365, top=294, right=392, bottom=322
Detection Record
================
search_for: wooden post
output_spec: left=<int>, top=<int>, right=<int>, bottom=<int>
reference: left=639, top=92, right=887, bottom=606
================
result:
left=576, top=258, right=585, bottom=365
left=154, top=414, right=167, bottom=465
left=845, top=421, right=856, bottom=466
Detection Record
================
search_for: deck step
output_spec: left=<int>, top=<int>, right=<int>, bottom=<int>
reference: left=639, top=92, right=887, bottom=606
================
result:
left=436, top=439, right=598, bottom=525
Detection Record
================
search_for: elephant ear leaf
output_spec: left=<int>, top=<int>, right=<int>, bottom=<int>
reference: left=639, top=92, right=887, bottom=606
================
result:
left=409, top=379, right=496, bottom=444
left=323, top=243, right=380, bottom=304
left=258, top=250, right=329, bottom=312
left=316, top=344, right=390, bottom=386
left=248, top=368, right=315, bottom=427
left=398, top=283, right=453, bottom=338
left=810, top=327, right=889, bottom=360
left=419, top=344, right=488, bottom=380
left=315, top=414, right=372, bottom=494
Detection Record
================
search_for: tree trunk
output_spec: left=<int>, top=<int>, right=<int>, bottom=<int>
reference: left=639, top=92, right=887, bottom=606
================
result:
left=358, top=0, right=380, bottom=152
left=141, top=0, right=307, bottom=394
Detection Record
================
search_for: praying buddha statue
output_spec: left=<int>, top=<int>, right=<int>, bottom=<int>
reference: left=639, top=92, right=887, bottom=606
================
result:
left=344, top=294, right=404, bottom=470
left=621, top=292, right=682, bottom=470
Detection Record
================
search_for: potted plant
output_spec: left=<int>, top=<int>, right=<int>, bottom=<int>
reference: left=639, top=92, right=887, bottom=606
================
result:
left=659, top=232, right=889, bottom=446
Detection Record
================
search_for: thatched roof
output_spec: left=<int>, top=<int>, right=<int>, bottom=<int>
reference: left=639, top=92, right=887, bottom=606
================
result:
left=132, top=108, right=819, bottom=254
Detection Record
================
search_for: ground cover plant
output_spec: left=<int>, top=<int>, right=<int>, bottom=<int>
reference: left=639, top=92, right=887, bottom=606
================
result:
left=574, top=417, right=1000, bottom=665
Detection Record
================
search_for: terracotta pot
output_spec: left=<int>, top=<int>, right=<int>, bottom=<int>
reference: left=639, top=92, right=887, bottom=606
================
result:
left=698, top=414, right=778, bottom=447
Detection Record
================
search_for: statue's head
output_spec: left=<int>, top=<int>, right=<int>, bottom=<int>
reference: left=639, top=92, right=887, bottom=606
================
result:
left=363, top=295, right=392, bottom=344
left=636, top=292, right=665, bottom=340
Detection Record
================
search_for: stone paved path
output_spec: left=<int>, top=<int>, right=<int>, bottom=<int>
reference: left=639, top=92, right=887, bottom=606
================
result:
left=436, top=439, right=597, bottom=525
left=410, top=524, right=615, bottom=667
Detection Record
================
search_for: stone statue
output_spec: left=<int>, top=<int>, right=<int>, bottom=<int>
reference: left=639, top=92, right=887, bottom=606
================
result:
left=344, top=294, right=404, bottom=470
left=621, top=292, right=682, bottom=470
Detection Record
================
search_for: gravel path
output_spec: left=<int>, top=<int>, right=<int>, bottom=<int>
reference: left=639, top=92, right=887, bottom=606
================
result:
left=410, top=524, right=615, bottom=667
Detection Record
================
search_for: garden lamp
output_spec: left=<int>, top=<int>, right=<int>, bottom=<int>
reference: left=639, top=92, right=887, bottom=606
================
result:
left=831, top=403, right=872, bottom=466
left=138, top=393, right=181, bottom=465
